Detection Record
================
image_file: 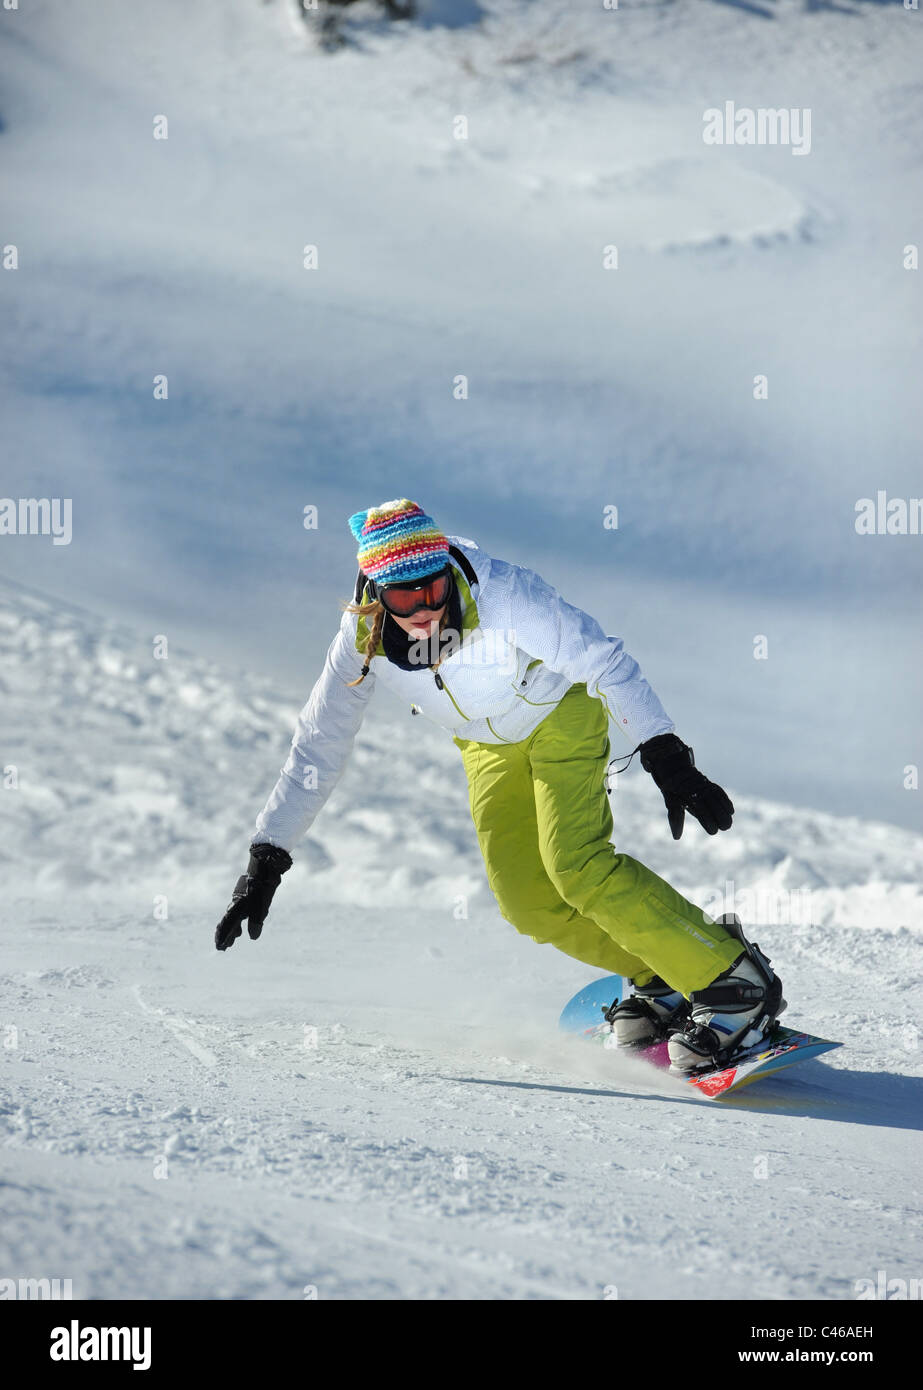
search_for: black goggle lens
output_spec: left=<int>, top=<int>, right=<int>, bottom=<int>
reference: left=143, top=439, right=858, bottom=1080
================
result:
left=380, top=570, right=451, bottom=616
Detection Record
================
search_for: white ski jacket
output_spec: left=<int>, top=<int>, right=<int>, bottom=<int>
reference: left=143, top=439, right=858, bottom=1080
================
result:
left=253, top=535, right=675, bottom=851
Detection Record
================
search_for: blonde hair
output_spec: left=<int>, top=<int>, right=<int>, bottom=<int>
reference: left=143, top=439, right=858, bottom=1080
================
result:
left=339, top=593, right=451, bottom=687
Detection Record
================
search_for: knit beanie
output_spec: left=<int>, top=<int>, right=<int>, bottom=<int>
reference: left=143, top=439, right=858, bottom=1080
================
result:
left=347, top=499, right=449, bottom=585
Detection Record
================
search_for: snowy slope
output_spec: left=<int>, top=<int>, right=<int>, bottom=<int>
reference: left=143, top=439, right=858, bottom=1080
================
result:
left=1, top=0, right=921, bottom=830
left=1, top=576, right=921, bottom=1299
left=2, top=575, right=922, bottom=930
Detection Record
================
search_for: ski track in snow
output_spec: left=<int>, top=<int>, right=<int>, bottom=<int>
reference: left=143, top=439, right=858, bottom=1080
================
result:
left=1, top=576, right=922, bottom=1299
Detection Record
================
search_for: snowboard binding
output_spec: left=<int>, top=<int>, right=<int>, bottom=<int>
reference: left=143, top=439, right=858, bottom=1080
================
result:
left=668, top=914, right=788, bottom=1073
left=602, top=976, right=690, bottom=1049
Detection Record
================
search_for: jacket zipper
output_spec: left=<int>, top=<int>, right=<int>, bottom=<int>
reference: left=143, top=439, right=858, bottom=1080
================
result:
left=433, top=669, right=470, bottom=721
left=512, top=666, right=559, bottom=708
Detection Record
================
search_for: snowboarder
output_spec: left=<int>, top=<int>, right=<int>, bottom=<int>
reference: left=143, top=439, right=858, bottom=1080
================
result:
left=215, top=498, right=785, bottom=1072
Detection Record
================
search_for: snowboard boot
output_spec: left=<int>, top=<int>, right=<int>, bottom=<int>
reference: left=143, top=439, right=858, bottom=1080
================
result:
left=667, top=914, right=786, bottom=1073
left=604, top=976, right=690, bottom=1049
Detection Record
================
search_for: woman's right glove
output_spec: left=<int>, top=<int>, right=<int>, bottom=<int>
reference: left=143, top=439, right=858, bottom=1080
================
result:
left=215, top=843, right=293, bottom=951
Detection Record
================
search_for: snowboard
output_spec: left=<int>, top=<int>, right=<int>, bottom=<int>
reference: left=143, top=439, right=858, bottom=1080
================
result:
left=560, top=975, right=842, bottom=1100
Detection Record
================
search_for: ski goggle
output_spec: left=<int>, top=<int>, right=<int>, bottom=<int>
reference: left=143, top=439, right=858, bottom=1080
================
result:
left=377, top=567, right=452, bottom=617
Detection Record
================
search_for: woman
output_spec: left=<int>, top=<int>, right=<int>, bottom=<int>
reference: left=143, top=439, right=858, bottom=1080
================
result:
left=215, top=499, right=785, bottom=1073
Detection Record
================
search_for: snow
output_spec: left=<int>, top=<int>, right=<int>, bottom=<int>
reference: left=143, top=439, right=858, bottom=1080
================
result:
left=1, top=0, right=921, bottom=828
left=1, top=0, right=921, bottom=1300
left=1, top=575, right=921, bottom=1299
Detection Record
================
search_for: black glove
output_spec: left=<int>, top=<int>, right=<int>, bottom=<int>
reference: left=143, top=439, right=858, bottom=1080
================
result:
left=639, top=734, right=734, bottom=840
left=215, top=843, right=293, bottom=951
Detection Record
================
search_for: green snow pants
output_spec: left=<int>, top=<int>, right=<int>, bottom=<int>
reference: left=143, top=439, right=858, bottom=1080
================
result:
left=452, top=682, right=741, bottom=995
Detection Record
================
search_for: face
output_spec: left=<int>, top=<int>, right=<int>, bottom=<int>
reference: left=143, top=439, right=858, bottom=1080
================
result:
left=389, top=605, right=446, bottom=638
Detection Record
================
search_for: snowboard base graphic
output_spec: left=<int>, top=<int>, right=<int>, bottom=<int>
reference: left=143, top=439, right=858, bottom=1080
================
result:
left=560, top=975, right=842, bottom=1100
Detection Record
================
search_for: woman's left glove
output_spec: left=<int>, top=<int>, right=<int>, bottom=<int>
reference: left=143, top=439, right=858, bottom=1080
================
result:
left=639, top=733, right=734, bottom=840
left=215, top=843, right=293, bottom=951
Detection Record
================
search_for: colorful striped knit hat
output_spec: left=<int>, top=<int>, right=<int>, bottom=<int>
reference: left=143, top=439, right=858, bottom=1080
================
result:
left=347, top=499, right=449, bottom=586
